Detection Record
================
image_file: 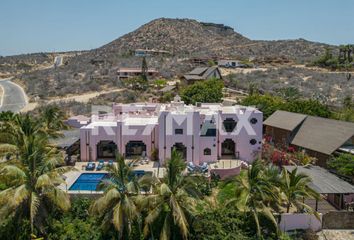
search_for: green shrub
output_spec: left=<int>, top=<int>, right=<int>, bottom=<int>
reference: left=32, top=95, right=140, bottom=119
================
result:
left=180, top=78, right=224, bottom=105
left=328, top=153, right=354, bottom=177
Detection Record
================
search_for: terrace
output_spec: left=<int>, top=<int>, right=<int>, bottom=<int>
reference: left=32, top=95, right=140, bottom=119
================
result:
left=60, top=160, right=165, bottom=194
left=61, top=158, right=249, bottom=194
left=209, top=159, right=247, bottom=179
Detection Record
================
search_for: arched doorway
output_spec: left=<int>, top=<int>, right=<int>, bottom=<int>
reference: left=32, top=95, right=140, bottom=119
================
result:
left=125, top=141, right=147, bottom=157
left=97, top=141, right=117, bottom=159
left=221, top=139, right=235, bottom=157
left=172, top=143, right=187, bottom=160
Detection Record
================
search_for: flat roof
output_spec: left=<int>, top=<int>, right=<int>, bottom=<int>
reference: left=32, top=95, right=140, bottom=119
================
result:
left=117, top=68, right=158, bottom=73
left=124, top=116, right=158, bottom=126
left=284, top=165, right=354, bottom=194
left=82, top=121, right=117, bottom=129
left=49, top=129, right=80, bottom=148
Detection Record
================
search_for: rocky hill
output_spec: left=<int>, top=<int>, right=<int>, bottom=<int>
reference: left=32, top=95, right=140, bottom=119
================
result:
left=2, top=18, right=341, bottom=99
left=101, top=18, right=251, bottom=57
left=98, top=18, right=334, bottom=61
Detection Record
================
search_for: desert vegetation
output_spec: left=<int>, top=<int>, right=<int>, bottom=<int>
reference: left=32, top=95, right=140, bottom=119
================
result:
left=311, top=45, right=354, bottom=70
left=225, top=66, right=354, bottom=106
left=240, top=92, right=354, bottom=122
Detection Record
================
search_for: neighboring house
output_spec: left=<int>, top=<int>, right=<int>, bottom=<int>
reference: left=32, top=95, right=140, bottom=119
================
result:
left=80, top=97, right=263, bottom=165
left=291, top=116, right=354, bottom=167
left=117, top=67, right=159, bottom=79
left=285, top=165, right=354, bottom=210
left=65, top=115, right=91, bottom=128
left=218, top=59, right=243, bottom=68
left=264, top=110, right=354, bottom=167
left=182, top=66, right=222, bottom=84
left=135, top=49, right=170, bottom=57
left=264, top=110, right=307, bottom=146
left=49, top=129, right=81, bottom=165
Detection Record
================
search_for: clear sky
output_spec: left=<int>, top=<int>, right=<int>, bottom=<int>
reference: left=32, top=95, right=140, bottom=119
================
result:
left=1, top=0, right=353, bottom=56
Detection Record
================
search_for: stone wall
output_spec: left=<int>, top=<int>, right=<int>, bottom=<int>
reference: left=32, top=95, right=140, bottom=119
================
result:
left=278, top=213, right=322, bottom=232
left=322, top=211, right=354, bottom=229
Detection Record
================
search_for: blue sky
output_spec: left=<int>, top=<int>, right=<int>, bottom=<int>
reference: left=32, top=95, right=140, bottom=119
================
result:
left=1, top=0, right=353, bottom=56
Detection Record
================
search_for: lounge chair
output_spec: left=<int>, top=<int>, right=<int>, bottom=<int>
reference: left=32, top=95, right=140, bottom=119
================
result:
left=134, top=170, right=145, bottom=178
left=85, top=162, right=96, bottom=171
left=199, top=162, right=208, bottom=173
left=96, top=160, right=105, bottom=171
left=187, top=162, right=196, bottom=172
left=108, top=160, right=114, bottom=167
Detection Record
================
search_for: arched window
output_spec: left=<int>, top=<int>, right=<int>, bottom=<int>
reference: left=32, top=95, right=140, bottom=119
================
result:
left=125, top=141, right=146, bottom=157
left=172, top=143, right=187, bottom=160
left=97, top=141, right=117, bottom=158
left=223, top=118, right=237, bottom=132
left=204, top=148, right=211, bottom=155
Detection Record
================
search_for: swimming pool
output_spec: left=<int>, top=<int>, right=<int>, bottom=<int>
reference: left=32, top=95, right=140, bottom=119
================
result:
left=69, top=173, right=107, bottom=191
left=69, top=171, right=152, bottom=191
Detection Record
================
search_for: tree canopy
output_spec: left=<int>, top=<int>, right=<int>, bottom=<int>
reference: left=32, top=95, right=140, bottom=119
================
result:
left=180, top=78, right=224, bottom=105
left=328, top=153, right=354, bottom=177
left=241, top=93, right=332, bottom=119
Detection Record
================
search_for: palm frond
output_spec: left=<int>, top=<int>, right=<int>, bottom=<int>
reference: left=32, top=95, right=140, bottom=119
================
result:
left=45, top=187, right=70, bottom=211
left=160, top=215, right=171, bottom=240
left=30, top=192, right=40, bottom=231
left=0, top=165, right=26, bottom=185
left=112, top=202, right=124, bottom=233
left=170, top=196, right=189, bottom=239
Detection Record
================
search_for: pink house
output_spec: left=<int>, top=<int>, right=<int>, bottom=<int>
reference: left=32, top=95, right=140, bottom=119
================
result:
left=80, top=97, right=263, bottom=165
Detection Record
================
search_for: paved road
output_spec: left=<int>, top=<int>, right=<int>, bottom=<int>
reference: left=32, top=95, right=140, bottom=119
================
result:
left=0, top=78, right=28, bottom=113
left=0, top=56, right=64, bottom=113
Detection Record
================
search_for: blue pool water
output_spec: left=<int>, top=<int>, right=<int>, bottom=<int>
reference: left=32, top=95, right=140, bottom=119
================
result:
left=69, top=171, right=150, bottom=191
left=69, top=173, right=107, bottom=191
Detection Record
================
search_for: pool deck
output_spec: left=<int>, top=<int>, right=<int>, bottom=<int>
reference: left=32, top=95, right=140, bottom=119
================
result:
left=209, top=159, right=242, bottom=169
left=60, top=160, right=248, bottom=194
left=60, top=160, right=165, bottom=194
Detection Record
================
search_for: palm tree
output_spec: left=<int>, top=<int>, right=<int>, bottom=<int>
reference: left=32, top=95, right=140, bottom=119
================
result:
left=0, top=111, right=17, bottom=122
left=0, top=108, right=68, bottom=158
left=39, top=105, right=68, bottom=138
left=226, top=160, right=279, bottom=237
left=280, top=168, right=320, bottom=213
left=0, top=113, right=72, bottom=237
left=90, top=153, right=141, bottom=239
left=139, top=149, right=200, bottom=240
left=0, top=132, right=71, bottom=236
left=0, top=114, right=48, bottom=158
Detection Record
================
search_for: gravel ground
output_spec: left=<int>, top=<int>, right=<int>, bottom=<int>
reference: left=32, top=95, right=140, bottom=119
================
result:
left=317, top=229, right=354, bottom=240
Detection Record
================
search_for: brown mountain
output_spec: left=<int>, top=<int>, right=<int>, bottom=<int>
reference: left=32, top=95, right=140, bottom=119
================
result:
left=10, top=18, right=338, bottom=98
left=98, top=18, right=334, bottom=61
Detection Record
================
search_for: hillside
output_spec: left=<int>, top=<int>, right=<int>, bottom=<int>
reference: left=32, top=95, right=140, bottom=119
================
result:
left=1, top=18, right=342, bottom=100
left=0, top=53, right=53, bottom=77
left=101, top=18, right=251, bottom=57
left=98, top=18, right=334, bottom=61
